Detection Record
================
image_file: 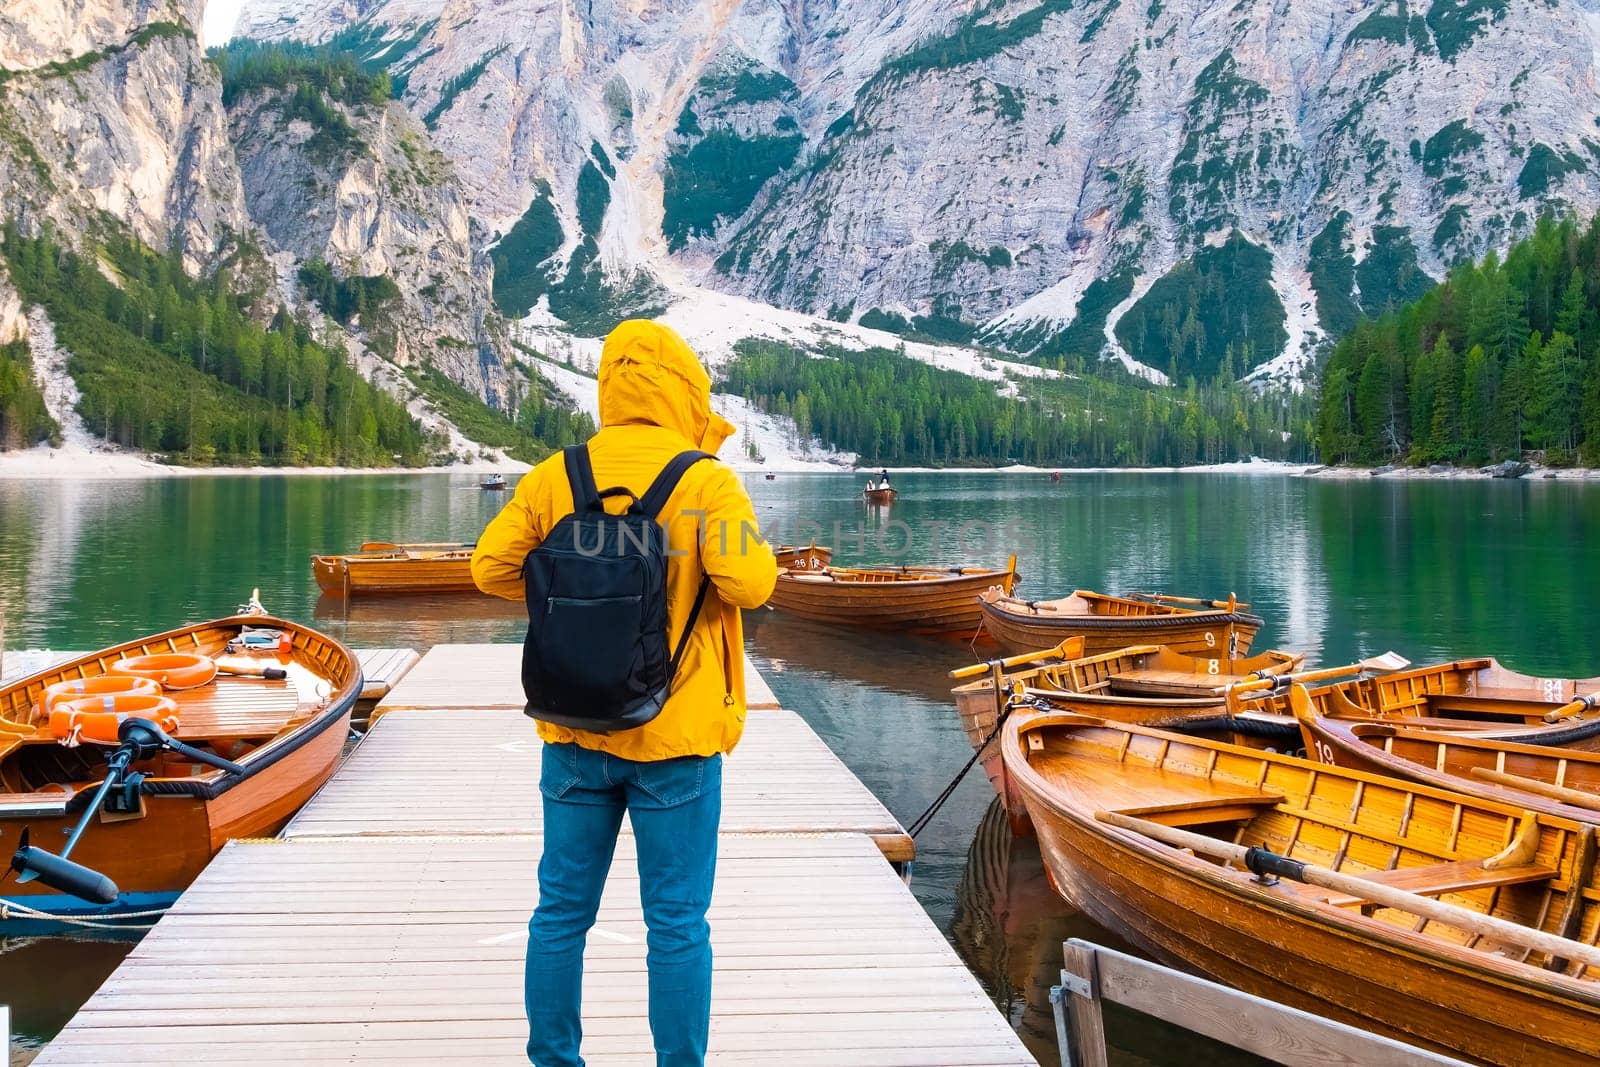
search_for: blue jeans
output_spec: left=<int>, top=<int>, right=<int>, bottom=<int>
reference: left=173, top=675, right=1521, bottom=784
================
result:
left=526, top=743, right=722, bottom=1067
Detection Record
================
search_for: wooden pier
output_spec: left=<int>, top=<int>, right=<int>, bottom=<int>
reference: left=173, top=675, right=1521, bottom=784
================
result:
left=35, top=644, right=1032, bottom=1065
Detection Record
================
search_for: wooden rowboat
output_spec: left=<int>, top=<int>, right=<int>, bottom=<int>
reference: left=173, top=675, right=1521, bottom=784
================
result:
left=767, top=559, right=1017, bottom=635
left=312, top=545, right=478, bottom=596
left=772, top=543, right=832, bottom=572
left=978, top=587, right=1263, bottom=658
left=1005, top=708, right=1600, bottom=1065
left=951, top=642, right=1306, bottom=832
left=864, top=486, right=897, bottom=504
left=1344, top=656, right=1600, bottom=726
left=0, top=615, right=360, bottom=923
left=1293, top=689, right=1600, bottom=820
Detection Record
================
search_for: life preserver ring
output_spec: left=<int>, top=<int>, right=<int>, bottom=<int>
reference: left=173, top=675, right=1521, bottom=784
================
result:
left=48, top=693, right=181, bottom=746
left=109, top=653, right=217, bottom=690
left=40, top=675, right=161, bottom=714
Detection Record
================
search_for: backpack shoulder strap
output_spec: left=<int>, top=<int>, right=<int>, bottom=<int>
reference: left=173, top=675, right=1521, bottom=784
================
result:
left=563, top=445, right=602, bottom=514
left=636, top=450, right=714, bottom=520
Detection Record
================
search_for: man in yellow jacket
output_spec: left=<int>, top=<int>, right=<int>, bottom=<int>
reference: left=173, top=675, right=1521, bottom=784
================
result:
left=472, top=320, right=778, bottom=1067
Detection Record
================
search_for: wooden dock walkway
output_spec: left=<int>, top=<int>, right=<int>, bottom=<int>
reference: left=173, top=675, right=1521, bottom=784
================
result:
left=371, top=642, right=781, bottom=713
left=286, top=707, right=913, bottom=861
left=37, top=645, right=1031, bottom=1064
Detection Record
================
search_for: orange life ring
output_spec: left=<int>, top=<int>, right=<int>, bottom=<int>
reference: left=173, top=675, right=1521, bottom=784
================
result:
left=40, top=675, right=161, bottom=714
left=109, top=653, right=217, bottom=690
left=48, top=694, right=181, bottom=746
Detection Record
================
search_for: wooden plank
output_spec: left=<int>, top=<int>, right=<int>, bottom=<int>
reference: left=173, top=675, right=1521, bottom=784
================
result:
left=374, top=644, right=779, bottom=714
left=36, top=834, right=1031, bottom=1066
left=1079, top=939, right=1468, bottom=1066
left=282, top=707, right=912, bottom=860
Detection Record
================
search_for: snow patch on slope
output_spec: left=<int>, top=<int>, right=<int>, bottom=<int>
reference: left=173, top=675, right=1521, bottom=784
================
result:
left=1243, top=256, right=1324, bottom=391
left=26, top=306, right=104, bottom=452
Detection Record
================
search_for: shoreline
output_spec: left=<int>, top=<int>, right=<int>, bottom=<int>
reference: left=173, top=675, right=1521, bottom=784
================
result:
left=5, top=448, right=1598, bottom=482
left=0, top=443, right=531, bottom=480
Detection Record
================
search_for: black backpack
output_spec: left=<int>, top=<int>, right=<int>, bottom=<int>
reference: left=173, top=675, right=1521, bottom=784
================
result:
left=521, top=445, right=714, bottom=732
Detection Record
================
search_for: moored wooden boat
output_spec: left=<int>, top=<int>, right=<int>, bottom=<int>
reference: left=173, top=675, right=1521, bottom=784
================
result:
left=772, top=543, right=833, bottom=572
left=1005, top=707, right=1600, bottom=1065
left=1294, top=689, right=1600, bottom=820
left=0, top=615, right=360, bottom=923
left=1347, top=657, right=1600, bottom=727
left=978, top=587, right=1263, bottom=658
left=312, top=544, right=478, bottom=596
left=951, top=642, right=1307, bottom=832
left=766, top=558, right=1017, bottom=635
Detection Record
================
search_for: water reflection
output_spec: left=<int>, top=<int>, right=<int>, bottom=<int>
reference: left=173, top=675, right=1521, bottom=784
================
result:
left=5, top=471, right=1600, bottom=1064
left=1, top=936, right=132, bottom=1064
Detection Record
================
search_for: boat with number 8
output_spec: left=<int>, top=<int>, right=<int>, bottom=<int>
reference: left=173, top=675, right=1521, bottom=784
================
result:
left=950, top=641, right=1309, bottom=832
left=766, top=558, right=1017, bottom=635
left=0, top=613, right=361, bottom=925
left=978, top=587, right=1263, bottom=658
left=1004, top=701, right=1600, bottom=1065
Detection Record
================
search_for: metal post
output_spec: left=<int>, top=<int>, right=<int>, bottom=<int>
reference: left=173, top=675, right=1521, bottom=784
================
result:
left=1050, top=980, right=1075, bottom=1067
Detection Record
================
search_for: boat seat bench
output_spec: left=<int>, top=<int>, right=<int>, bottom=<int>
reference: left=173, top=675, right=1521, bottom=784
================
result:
left=1307, top=860, right=1558, bottom=909
left=1115, top=792, right=1285, bottom=828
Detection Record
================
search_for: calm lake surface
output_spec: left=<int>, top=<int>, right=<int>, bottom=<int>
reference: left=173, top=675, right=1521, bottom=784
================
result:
left=4, top=470, right=1599, bottom=1064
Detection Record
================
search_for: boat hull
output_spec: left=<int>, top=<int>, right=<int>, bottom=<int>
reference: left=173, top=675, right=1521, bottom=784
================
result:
left=1300, top=715, right=1600, bottom=821
left=0, top=616, right=359, bottom=922
left=312, top=552, right=478, bottom=595
left=1022, top=791, right=1600, bottom=1066
left=980, top=597, right=1262, bottom=658
left=1006, top=717, right=1600, bottom=1066
left=768, top=567, right=1013, bottom=635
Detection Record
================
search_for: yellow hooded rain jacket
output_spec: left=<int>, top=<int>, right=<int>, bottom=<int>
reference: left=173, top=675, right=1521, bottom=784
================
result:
left=471, top=320, right=778, bottom=761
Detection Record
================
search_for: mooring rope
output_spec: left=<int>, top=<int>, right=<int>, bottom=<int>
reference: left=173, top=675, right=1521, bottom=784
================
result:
left=906, top=695, right=1033, bottom=839
left=0, top=897, right=163, bottom=930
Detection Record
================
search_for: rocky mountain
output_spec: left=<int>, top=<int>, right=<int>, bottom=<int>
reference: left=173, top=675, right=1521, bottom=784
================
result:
left=224, top=62, right=498, bottom=387
left=234, top=0, right=1600, bottom=386
left=0, top=0, right=518, bottom=445
left=0, top=0, right=248, bottom=273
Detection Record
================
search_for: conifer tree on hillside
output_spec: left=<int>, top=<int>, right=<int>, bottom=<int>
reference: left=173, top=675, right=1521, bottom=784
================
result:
left=1317, top=215, right=1600, bottom=467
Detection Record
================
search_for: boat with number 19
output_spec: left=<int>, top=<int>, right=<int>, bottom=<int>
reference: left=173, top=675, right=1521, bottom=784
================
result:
left=1004, top=703, right=1600, bottom=1066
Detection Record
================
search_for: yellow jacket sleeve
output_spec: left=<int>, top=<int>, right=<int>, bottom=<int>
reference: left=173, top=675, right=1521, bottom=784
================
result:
left=692, top=464, right=778, bottom=609
left=471, top=466, right=552, bottom=600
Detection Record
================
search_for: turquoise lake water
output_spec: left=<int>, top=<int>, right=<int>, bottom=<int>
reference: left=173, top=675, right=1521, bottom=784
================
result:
left=3, top=470, right=1598, bottom=1063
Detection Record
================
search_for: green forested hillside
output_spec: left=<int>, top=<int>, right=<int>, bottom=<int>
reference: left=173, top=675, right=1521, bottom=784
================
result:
left=0, top=339, right=58, bottom=450
left=1318, top=216, right=1600, bottom=466
left=3, top=224, right=428, bottom=465
left=724, top=340, right=1315, bottom=467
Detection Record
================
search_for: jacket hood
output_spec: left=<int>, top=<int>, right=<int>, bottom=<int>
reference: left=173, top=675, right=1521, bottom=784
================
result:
left=597, top=320, right=735, bottom=454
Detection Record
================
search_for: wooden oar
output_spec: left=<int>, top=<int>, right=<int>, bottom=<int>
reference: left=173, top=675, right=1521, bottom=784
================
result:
left=1543, top=690, right=1600, bottom=724
left=1130, top=591, right=1243, bottom=612
left=948, top=636, right=1087, bottom=681
left=1470, top=767, right=1600, bottom=813
left=1096, top=809, right=1600, bottom=972
left=1224, top=652, right=1410, bottom=710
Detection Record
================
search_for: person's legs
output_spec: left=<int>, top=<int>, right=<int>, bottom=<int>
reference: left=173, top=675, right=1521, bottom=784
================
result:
left=526, top=743, right=626, bottom=1067
left=623, top=752, right=723, bottom=1067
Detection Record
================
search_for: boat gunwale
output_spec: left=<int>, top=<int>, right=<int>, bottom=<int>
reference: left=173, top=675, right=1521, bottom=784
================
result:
left=1305, top=715, right=1600, bottom=824
left=1002, top=710, right=1600, bottom=1012
left=1, top=615, right=362, bottom=806
left=979, top=589, right=1266, bottom=630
